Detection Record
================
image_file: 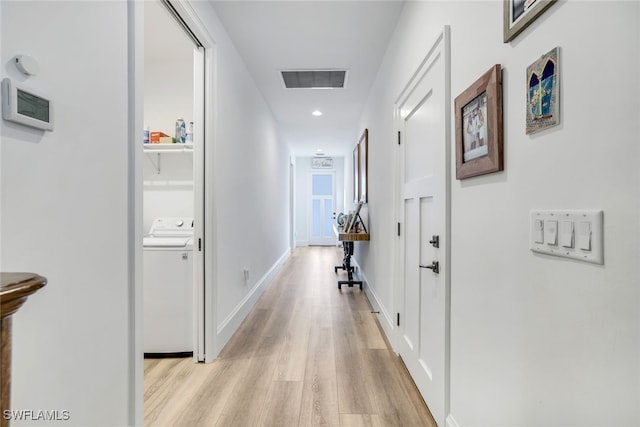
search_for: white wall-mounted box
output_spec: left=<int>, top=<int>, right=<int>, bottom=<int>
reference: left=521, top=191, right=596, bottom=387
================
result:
left=530, top=210, right=604, bottom=265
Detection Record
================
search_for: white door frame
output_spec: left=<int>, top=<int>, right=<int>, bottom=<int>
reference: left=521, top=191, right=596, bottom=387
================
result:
left=290, top=156, right=296, bottom=251
left=128, top=2, right=145, bottom=425
left=129, top=1, right=218, bottom=424
left=193, top=45, right=206, bottom=362
left=393, top=25, right=451, bottom=427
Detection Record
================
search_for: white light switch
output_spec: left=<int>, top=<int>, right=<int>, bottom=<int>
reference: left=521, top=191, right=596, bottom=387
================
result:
left=559, top=220, right=574, bottom=248
left=530, top=210, right=603, bottom=265
left=544, top=220, right=557, bottom=245
left=534, top=219, right=544, bottom=243
left=577, top=221, right=591, bottom=251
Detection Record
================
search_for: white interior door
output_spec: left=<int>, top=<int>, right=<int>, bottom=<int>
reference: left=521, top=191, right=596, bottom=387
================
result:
left=192, top=45, right=205, bottom=362
left=309, top=172, right=337, bottom=246
left=395, top=27, right=450, bottom=427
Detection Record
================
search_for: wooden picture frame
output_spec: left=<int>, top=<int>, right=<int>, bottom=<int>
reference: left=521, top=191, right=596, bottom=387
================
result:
left=454, top=64, right=503, bottom=180
left=503, top=0, right=557, bottom=43
left=352, top=143, right=360, bottom=203
left=359, top=129, right=368, bottom=203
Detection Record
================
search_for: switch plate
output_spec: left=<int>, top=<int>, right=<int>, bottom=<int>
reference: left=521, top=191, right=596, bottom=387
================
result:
left=530, top=210, right=603, bottom=265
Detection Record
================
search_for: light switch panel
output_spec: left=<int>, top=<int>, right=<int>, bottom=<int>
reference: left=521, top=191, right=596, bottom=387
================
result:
left=559, top=220, right=574, bottom=248
left=530, top=210, right=603, bottom=265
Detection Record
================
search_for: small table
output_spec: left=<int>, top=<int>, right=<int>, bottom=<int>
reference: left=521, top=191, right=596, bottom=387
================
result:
left=333, top=225, right=370, bottom=289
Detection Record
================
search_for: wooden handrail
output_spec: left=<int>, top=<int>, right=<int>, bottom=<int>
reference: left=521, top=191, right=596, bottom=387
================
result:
left=1, top=273, right=47, bottom=427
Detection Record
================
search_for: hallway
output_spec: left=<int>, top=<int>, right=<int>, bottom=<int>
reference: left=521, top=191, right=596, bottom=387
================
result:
left=144, top=246, right=436, bottom=426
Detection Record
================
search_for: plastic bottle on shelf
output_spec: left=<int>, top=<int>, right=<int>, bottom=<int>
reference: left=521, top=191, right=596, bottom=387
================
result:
left=143, top=125, right=150, bottom=144
left=185, top=121, right=194, bottom=144
left=175, top=118, right=186, bottom=143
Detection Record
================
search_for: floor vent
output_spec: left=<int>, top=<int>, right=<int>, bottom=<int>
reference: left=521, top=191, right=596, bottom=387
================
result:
left=281, top=70, right=347, bottom=89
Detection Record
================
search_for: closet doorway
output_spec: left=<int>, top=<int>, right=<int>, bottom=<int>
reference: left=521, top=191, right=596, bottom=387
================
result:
left=142, top=0, right=210, bottom=362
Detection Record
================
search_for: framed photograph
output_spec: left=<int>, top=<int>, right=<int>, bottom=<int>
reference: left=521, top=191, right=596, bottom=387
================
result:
left=455, top=64, right=503, bottom=180
left=359, top=129, right=368, bottom=203
left=352, top=144, right=360, bottom=203
left=312, top=157, right=333, bottom=169
left=526, top=47, right=559, bottom=134
left=345, top=201, right=364, bottom=233
left=504, top=0, right=557, bottom=43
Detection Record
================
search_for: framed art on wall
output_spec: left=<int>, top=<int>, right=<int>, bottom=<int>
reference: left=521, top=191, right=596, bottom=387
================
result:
left=312, top=157, right=333, bottom=169
left=526, top=47, right=560, bottom=134
left=454, top=64, right=503, bottom=180
left=359, top=129, right=368, bottom=203
left=353, top=143, right=360, bottom=203
left=503, top=0, right=557, bottom=43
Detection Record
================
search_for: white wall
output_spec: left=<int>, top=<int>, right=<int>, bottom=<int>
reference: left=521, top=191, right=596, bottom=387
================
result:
left=357, top=1, right=639, bottom=426
left=1, top=2, right=131, bottom=426
left=143, top=153, right=194, bottom=233
left=144, top=59, right=194, bottom=140
left=187, top=2, right=291, bottom=350
left=295, top=156, right=345, bottom=246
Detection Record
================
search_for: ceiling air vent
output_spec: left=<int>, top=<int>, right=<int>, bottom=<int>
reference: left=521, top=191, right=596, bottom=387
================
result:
left=281, top=70, right=347, bottom=89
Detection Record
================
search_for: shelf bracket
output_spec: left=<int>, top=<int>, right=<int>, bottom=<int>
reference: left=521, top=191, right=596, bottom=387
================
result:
left=146, top=152, right=161, bottom=174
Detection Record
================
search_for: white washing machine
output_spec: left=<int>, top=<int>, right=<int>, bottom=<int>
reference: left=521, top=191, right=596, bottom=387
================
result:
left=143, top=217, right=194, bottom=356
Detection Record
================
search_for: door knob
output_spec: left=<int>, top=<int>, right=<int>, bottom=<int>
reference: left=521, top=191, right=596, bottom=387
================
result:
left=419, top=261, right=440, bottom=274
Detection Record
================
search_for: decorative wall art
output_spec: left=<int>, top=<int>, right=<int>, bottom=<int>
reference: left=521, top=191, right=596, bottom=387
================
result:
left=455, top=64, right=504, bottom=180
left=353, top=143, right=360, bottom=203
left=358, top=129, right=368, bottom=203
left=503, top=0, right=557, bottom=43
left=311, top=157, right=333, bottom=169
left=526, top=47, right=560, bottom=134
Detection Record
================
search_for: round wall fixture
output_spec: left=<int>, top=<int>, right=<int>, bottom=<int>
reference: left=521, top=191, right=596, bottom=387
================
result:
left=14, top=55, right=40, bottom=76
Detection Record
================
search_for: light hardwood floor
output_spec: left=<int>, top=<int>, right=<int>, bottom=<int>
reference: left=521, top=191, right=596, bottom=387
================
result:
left=144, top=246, right=437, bottom=426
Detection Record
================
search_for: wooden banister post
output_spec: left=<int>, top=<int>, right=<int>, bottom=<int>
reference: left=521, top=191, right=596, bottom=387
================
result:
left=0, top=273, right=47, bottom=427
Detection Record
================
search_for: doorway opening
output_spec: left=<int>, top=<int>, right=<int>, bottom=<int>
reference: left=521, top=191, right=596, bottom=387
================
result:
left=294, top=156, right=345, bottom=247
left=309, top=172, right=337, bottom=246
left=142, top=0, right=208, bottom=363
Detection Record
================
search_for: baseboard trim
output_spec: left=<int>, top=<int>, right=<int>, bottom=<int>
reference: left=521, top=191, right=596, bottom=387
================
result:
left=350, top=258, right=396, bottom=350
left=446, top=414, right=460, bottom=427
left=296, top=240, right=309, bottom=247
left=216, top=249, right=290, bottom=352
left=143, top=351, right=192, bottom=359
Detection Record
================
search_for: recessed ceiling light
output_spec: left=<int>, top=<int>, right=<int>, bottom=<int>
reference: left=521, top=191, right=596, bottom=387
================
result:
left=312, top=110, right=323, bottom=117
left=315, top=149, right=324, bottom=156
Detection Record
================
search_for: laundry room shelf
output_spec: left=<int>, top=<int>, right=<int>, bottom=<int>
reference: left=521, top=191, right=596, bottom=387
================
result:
left=143, top=143, right=193, bottom=153
left=144, top=143, right=193, bottom=174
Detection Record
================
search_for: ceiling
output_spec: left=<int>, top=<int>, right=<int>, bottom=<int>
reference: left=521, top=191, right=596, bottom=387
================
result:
left=209, top=0, right=406, bottom=157
left=145, top=1, right=406, bottom=157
